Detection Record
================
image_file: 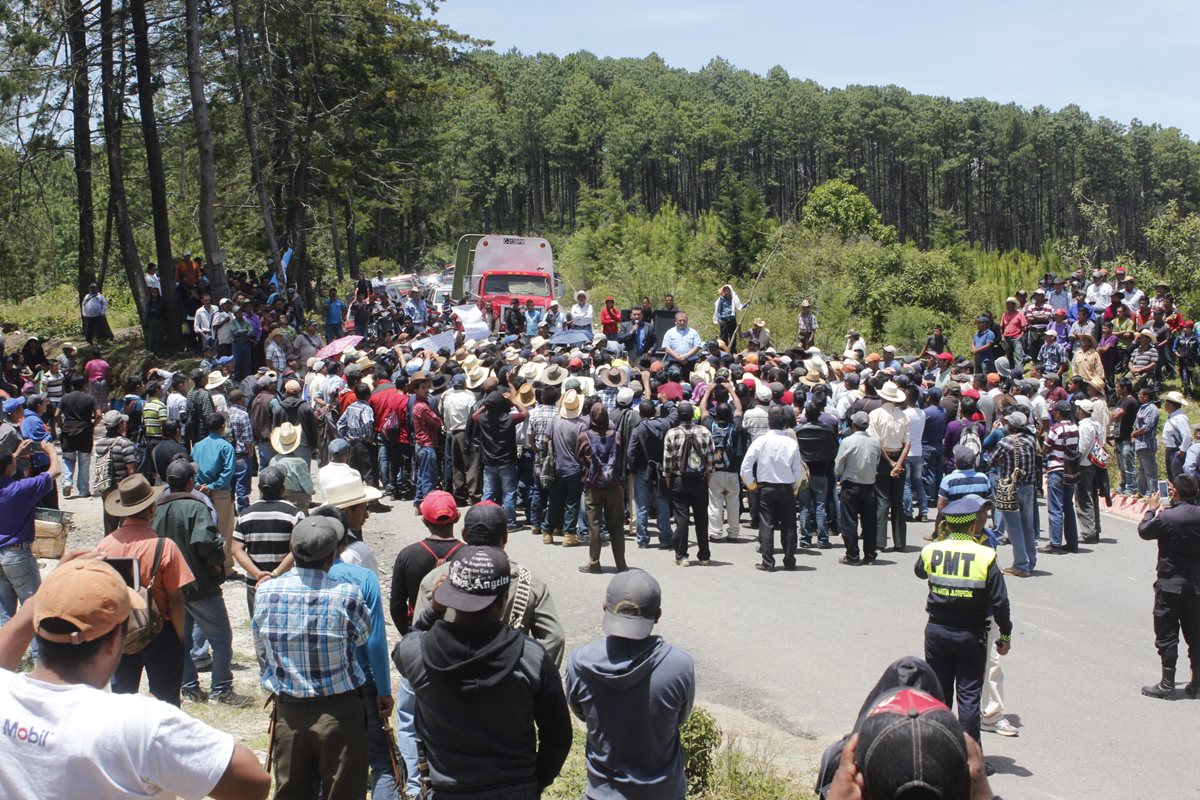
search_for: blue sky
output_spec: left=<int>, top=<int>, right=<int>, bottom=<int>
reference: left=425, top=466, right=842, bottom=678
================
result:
left=434, top=0, right=1199, bottom=138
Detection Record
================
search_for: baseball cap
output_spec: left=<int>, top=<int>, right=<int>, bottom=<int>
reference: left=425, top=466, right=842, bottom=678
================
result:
left=754, top=384, right=772, bottom=403
left=35, top=559, right=146, bottom=644
left=1054, top=399, right=1074, bottom=414
left=616, top=387, right=634, bottom=406
left=327, top=438, right=350, bottom=455
left=165, top=458, right=195, bottom=484
left=602, top=569, right=662, bottom=640
left=216, top=355, right=236, bottom=366
left=257, top=465, right=286, bottom=493
left=568, top=356, right=584, bottom=370
left=291, top=516, right=344, bottom=561
left=986, top=373, right=1000, bottom=385
left=3, top=397, right=25, bottom=414
left=935, top=352, right=953, bottom=362
left=102, top=409, right=127, bottom=429
left=850, top=411, right=870, bottom=428
left=463, top=502, right=508, bottom=544
left=1005, top=411, right=1028, bottom=428
left=433, top=545, right=511, bottom=613
left=420, top=490, right=460, bottom=525
left=855, top=688, right=969, bottom=800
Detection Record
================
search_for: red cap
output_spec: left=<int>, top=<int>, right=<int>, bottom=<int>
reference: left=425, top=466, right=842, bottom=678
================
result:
left=419, top=490, right=460, bottom=525
left=568, top=357, right=584, bottom=370
left=744, top=363, right=759, bottom=374
left=1054, top=309, right=1066, bottom=317
left=936, top=352, right=954, bottom=361
left=1185, top=320, right=1195, bottom=328
left=780, top=390, right=794, bottom=405
left=963, top=388, right=981, bottom=400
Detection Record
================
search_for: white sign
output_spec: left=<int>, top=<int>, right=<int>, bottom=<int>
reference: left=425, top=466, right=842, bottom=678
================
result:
left=453, top=304, right=492, bottom=341
left=407, top=330, right=457, bottom=354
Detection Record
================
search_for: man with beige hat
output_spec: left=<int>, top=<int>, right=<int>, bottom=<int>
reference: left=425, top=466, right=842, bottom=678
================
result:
left=270, top=422, right=314, bottom=510
left=97, top=474, right=196, bottom=706
left=321, top=471, right=384, bottom=574
left=543, top=388, right=589, bottom=546
left=869, top=381, right=910, bottom=552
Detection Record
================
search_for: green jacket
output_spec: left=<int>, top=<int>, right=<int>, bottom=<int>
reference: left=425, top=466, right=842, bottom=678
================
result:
left=153, top=493, right=224, bottom=601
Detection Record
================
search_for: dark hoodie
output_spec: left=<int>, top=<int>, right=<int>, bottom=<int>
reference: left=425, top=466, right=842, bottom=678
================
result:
left=814, top=656, right=945, bottom=799
left=565, top=635, right=695, bottom=800
left=272, top=393, right=318, bottom=450
left=394, top=611, right=572, bottom=798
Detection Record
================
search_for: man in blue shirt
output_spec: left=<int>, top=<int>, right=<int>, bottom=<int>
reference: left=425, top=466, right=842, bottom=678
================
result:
left=403, top=288, right=428, bottom=327
left=323, top=288, right=346, bottom=341
left=20, top=394, right=55, bottom=510
left=972, top=316, right=996, bottom=375
left=523, top=299, right=543, bottom=337
left=192, top=412, right=236, bottom=574
left=937, top=445, right=992, bottom=511
left=253, top=515, right=371, bottom=798
left=0, top=439, right=60, bottom=660
left=661, top=312, right=703, bottom=377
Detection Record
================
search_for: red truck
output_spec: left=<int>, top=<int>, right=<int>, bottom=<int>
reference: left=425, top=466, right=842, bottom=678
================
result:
left=451, top=235, right=559, bottom=332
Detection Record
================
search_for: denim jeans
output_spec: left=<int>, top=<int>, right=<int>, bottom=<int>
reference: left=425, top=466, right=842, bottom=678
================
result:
left=1046, top=471, right=1077, bottom=548
left=482, top=461, right=520, bottom=527
left=798, top=474, right=829, bottom=542
left=379, top=440, right=396, bottom=494
left=394, top=677, right=421, bottom=797
left=233, top=341, right=253, bottom=381
left=633, top=469, right=672, bottom=546
left=518, top=452, right=537, bottom=524
left=234, top=454, right=251, bottom=512
left=1115, top=439, right=1136, bottom=493
left=1136, top=447, right=1159, bottom=497
left=0, top=544, right=41, bottom=658
left=1002, top=484, right=1038, bottom=573
left=181, top=593, right=234, bottom=694
left=542, top=471, right=582, bottom=535
left=61, top=450, right=91, bottom=496
left=413, top=445, right=438, bottom=508
left=922, top=453, right=943, bottom=510
left=902, top=454, right=927, bottom=517
left=112, top=625, right=184, bottom=706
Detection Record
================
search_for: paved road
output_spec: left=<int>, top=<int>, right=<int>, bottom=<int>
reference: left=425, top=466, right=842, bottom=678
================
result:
left=449, top=504, right=1199, bottom=799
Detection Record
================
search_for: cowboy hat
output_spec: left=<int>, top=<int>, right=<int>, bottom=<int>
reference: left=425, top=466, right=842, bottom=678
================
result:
left=516, top=382, right=536, bottom=405
left=465, top=365, right=489, bottom=390
left=541, top=364, right=568, bottom=386
left=530, top=335, right=547, bottom=351
left=324, top=472, right=383, bottom=509
left=599, top=366, right=627, bottom=388
left=205, top=370, right=227, bottom=391
left=1165, top=391, right=1189, bottom=407
left=270, top=422, right=302, bottom=455
left=752, top=318, right=766, bottom=328
left=104, top=474, right=159, bottom=518
left=461, top=354, right=482, bottom=373
left=352, top=356, right=374, bottom=373
left=878, top=381, right=905, bottom=403
left=560, top=388, right=583, bottom=418
left=800, top=370, right=824, bottom=388
left=518, top=361, right=544, bottom=383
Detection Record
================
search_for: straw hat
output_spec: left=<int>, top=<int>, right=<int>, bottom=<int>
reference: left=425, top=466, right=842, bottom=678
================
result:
left=1165, top=391, right=1189, bottom=407
left=516, top=382, right=536, bottom=405
left=599, top=366, right=627, bottom=388
left=878, top=381, right=905, bottom=403
left=104, top=474, right=159, bottom=518
left=800, top=370, right=825, bottom=388
left=465, top=366, right=489, bottom=390
left=560, top=388, right=583, bottom=418
left=205, top=370, right=227, bottom=391
left=270, top=422, right=302, bottom=455
left=323, top=473, right=383, bottom=509
left=530, top=335, right=547, bottom=351
left=541, top=364, right=568, bottom=386
left=462, top=355, right=482, bottom=373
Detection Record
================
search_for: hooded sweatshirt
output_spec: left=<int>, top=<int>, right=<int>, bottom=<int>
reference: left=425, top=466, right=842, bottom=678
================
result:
left=394, top=612, right=572, bottom=798
left=566, top=635, right=695, bottom=800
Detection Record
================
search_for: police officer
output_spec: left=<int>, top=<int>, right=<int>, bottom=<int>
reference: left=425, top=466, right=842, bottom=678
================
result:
left=914, top=495, right=1012, bottom=754
left=1137, top=473, right=1200, bottom=700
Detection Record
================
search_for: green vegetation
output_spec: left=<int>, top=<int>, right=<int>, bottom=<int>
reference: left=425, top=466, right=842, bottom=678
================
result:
left=546, top=708, right=812, bottom=800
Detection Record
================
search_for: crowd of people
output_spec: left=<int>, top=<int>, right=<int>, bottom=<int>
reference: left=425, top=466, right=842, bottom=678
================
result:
left=0, top=259, right=1196, bottom=798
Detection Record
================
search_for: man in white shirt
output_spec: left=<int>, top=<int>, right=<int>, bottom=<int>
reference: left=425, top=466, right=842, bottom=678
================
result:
left=194, top=294, right=217, bottom=349
left=869, top=381, right=911, bottom=552
left=144, top=263, right=162, bottom=292
left=1121, top=277, right=1145, bottom=312
left=212, top=298, right=235, bottom=356
left=318, top=438, right=363, bottom=501
left=740, top=406, right=808, bottom=572
left=0, top=555, right=269, bottom=800
left=903, top=389, right=928, bottom=522
left=370, top=269, right=388, bottom=295
left=569, top=291, right=594, bottom=335
left=1085, top=270, right=1113, bottom=308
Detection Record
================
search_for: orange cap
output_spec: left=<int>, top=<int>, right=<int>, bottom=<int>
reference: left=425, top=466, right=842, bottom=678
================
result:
left=35, top=560, right=145, bottom=644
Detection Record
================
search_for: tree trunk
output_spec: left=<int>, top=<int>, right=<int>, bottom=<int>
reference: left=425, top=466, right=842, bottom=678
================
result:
left=345, top=197, right=360, bottom=280
left=328, top=196, right=344, bottom=282
left=185, top=0, right=228, bottom=299
left=100, top=0, right=146, bottom=331
left=129, top=0, right=180, bottom=348
left=65, top=0, right=95, bottom=308
left=230, top=0, right=284, bottom=287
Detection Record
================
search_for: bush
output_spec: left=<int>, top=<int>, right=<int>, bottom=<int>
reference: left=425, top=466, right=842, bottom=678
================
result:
left=682, top=707, right=722, bottom=795
left=0, top=284, right=139, bottom=341
left=882, top=306, right=943, bottom=354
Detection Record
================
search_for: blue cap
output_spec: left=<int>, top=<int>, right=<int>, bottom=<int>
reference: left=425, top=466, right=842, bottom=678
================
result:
left=3, top=397, right=25, bottom=414
left=942, top=495, right=987, bottom=520
left=405, top=360, right=424, bottom=376
left=216, top=355, right=235, bottom=365
left=327, top=438, right=349, bottom=455
left=451, top=373, right=467, bottom=389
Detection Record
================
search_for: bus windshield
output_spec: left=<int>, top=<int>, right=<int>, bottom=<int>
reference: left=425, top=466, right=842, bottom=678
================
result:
left=481, top=273, right=552, bottom=297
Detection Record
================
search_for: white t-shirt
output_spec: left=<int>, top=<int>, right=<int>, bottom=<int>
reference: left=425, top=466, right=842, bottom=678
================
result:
left=341, top=539, right=380, bottom=576
left=0, top=669, right=233, bottom=799
left=904, top=406, right=925, bottom=458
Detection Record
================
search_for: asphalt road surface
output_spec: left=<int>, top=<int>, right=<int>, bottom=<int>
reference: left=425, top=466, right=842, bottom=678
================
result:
left=475, top=504, right=1199, bottom=799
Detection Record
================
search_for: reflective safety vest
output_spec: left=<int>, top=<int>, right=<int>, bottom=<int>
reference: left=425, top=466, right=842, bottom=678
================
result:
left=919, top=537, right=997, bottom=626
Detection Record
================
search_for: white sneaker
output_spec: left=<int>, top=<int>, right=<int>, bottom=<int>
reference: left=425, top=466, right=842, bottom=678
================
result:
left=981, top=717, right=1019, bottom=737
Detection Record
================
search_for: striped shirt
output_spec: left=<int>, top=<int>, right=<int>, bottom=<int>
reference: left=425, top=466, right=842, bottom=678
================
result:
left=142, top=398, right=167, bottom=438
left=42, top=371, right=65, bottom=402
left=233, top=499, right=305, bottom=584
left=337, top=400, right=375, bottom=442
left=251, top=567, right=370, bottom=698
left=1045, top=420, right=1080, bottom=472
left=938, top=468, right=991, bottom=501
left=991, top=432, right=1037, bottom=486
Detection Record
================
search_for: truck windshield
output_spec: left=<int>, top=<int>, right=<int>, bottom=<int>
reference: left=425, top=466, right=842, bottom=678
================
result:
left=482, top=274, right=551, bottom=297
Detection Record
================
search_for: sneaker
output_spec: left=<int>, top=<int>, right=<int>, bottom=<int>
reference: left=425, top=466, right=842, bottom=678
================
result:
left=675, top=558, right=690, bottom=567
left=211, top=689, right=256, bottom=708
left=981, top=717, right=1020, bottom=737
left=542, top=533, right=554, bottom=545
left=181, top=687, right=209, bottom=703
left=839, top=556, right=861, bottom=566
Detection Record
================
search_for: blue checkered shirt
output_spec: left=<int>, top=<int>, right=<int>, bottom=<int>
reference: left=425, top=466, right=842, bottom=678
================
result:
left=226, top=404, right=253, bottom=455
left=337, top=400, right=375, bottom=442
left=252, top=567, right=371, bottom=697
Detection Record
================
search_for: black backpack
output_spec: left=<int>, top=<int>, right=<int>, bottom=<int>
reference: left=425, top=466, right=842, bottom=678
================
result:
left=585, top=430, right=621, bottom=488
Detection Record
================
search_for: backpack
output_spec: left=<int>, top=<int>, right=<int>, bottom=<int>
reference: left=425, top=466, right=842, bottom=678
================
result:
left=958, top=424, right=983, bottom=469
left=91, top=443, right=116, bottom=495
left=123, top=536, right=165, bottom=654
left=418, top=539, right=463, bottom=568
left=584, top=430, right=620, bottom=488
left=681, top=429, right=707, bottom=475
left=708, top=419, right=741, bottom=471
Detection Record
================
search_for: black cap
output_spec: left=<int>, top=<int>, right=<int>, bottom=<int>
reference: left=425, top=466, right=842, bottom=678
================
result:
left=463, top=502, right=508, bottom=546
left=433, top=546, right=511, bottom=613
left=258, top=465, right=286, bottom=493
left=855, top=688, right=969, bottom=799
left=165, top=457, right=195, bottom=486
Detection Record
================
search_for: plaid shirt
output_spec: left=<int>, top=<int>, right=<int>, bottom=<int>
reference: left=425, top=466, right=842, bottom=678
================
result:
left=251, top=567, right=370, bottom=698
left=226, top=404, right=253, bottom=455
left=991, top=431, right=1037, bottom=486
left=662, top=423, right=714, bottom=477
left=337, top=400, right=375, bottom=442
left=528, top=403, right=557, bottom=455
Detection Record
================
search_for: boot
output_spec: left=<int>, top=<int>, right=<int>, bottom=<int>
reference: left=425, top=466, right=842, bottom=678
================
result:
left=1141, top=666, right=1176, bottom=700
left=531, top=526, right=542, bottom=538
left=561, top=533, right=582, bottom=548
left=542, top=529, right=557, bottom=545
left=1185, top=666, right=1199, bottom=699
